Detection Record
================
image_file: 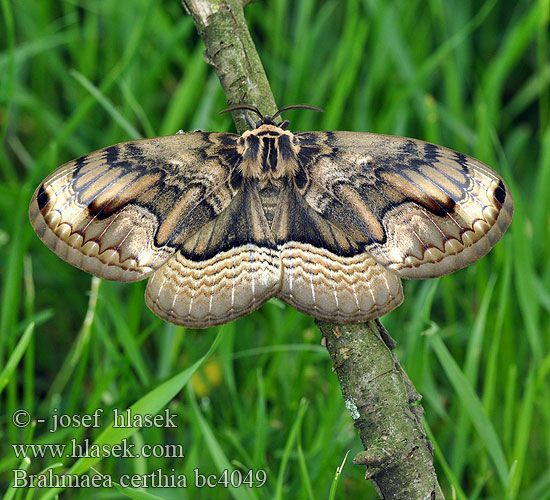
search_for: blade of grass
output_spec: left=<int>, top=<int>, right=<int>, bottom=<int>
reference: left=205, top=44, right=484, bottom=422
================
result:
left=451, top=275, right=496, bottom=476
left=327, top=451, right=349, bottom=500
left=103, top=290, right=151, bottom=387
left=40, top=0, right=156, bottom=156
left=70, top=69, right=142, bottom=139
left=424, top=419, right=468, bottom=500
left=274, top=398, right=309, bottom=500
left=41, top=277, right=101, bottom=407
left=296, top=423, right=315, bottom=500
left=186, top=384, right=257, bottom=500
left=429, top=332, right=509, bottom=485
left=0, top=323, right=34, bottom=395
left=509, top=366, right=537, bottom=497
left=0, top=0, right=17, bottom=183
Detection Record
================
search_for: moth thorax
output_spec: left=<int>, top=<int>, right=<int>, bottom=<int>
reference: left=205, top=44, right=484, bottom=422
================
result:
left=237, top=126, right=300, bottom=184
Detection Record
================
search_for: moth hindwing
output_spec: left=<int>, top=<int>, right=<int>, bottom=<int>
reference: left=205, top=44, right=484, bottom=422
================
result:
left=30, top=117, right=513, bottom=328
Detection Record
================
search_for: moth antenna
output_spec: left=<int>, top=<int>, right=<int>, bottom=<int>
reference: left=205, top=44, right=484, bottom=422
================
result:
left=272, top=104, right=324, bottom=121
left=219, top=105, right=264, bottom=119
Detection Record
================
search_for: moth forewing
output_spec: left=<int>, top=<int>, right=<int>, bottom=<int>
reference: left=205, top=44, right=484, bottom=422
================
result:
left=295, top=131, right=513, bottom=280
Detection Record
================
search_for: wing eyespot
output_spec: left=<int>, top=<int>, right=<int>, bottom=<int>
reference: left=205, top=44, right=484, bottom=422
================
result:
left=37, top=184, right=49, bottom=211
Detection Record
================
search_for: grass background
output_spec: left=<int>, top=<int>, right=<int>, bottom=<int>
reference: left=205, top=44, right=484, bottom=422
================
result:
left=1, top=0, right=549, bottom=498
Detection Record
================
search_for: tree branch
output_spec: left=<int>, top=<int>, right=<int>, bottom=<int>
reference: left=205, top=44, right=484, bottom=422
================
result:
left=317, top=320, right=445, bottom=499
left=184, top=1, right=445, bottom=497
left=182, top=0, right=277, bottom=133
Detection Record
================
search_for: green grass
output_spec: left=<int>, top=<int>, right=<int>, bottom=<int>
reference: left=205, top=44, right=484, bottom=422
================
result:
left=1, top=0, right=549, bottom=498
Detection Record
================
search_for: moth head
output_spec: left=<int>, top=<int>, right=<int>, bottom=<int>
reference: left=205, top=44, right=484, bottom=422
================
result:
left=219, top=104, right=324, bottom=130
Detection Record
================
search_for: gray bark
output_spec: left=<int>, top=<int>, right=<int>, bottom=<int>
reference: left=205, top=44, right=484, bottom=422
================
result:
left=317, top=320, right=445, bottom=499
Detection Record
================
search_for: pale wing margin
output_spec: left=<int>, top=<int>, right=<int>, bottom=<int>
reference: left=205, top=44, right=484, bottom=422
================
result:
left=297, top=131, right=513, bottom=279
left=29, top=132, right=241, bottom=282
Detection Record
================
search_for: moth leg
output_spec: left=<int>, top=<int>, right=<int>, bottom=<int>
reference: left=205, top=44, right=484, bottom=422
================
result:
left=244, top=110, right=257, bottom=130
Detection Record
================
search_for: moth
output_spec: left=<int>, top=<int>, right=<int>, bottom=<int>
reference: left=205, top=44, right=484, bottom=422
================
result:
left=30, top=104, right=513, bottom=328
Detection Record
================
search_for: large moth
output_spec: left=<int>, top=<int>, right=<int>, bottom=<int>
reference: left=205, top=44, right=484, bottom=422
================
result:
left=30, top=105, right=513, bottom=328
